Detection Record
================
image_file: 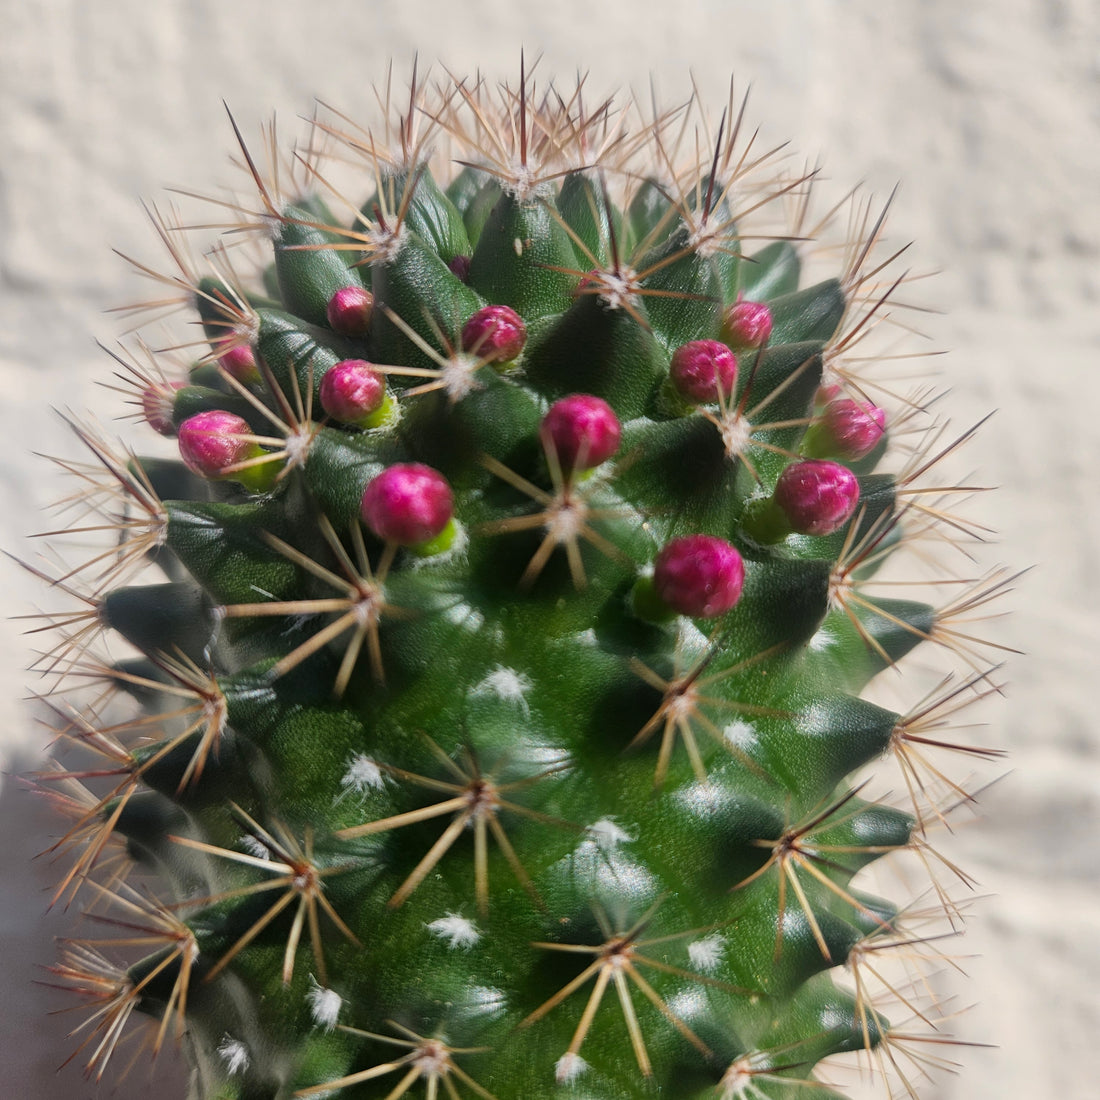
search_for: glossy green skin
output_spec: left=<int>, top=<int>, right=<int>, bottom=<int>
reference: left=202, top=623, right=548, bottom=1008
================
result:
left=97, top=162, right=930, bottom=1100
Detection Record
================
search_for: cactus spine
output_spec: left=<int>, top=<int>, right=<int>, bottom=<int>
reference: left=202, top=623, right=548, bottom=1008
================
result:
left=26, top=64, right=1010, bottom=1100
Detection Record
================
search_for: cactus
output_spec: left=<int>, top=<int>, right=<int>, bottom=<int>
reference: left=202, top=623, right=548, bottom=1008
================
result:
left=25, top=63, right=1012, bottom=1100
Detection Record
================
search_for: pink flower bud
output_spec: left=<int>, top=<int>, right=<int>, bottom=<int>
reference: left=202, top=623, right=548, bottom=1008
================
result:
left=576, top=269, right=599, bottom=293
left=461, top=304, right=527, bottom=363
left=653, top=535, right=745, bottom=618
left=541, top=394, right=622, bottom=473
left=361, top=463, right=454, bottom=546
left=326, top=285, right=374, bottom=337
left=448, top=254, right=472, bottom=282
left=142, top=382, right=185, bottom=437
left=218, top=343, right=260, bottom=384
left=178, top=410, right=256, bottom=479
left=773, top=459, right=860, bottom=536
left=320, top=360, right=386, bottom=426
left=722, top=298, right=773, bottom=350
left=669, top=340, right=738, bottom=404
left=818, top=398, right=886, bottom=459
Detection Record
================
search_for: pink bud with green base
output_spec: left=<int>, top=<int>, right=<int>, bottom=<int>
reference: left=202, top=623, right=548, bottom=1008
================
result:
left=722, top=298, right=773, bottom=351
left=775, top=459, right=860, bottom=536
left=361, top=463, right=456, bottom=555
left=541, top=394, right=621, bottom=475
left=326, top=286, right=374, bottom=337
left=320, top=360, right=392, bottom=428
left=669, top=339, right=738, bottom=404
left=741, top=459, right=861, bottom=543
left=218, top=343, right=261, bottom=385
left=647, top=534, right=745, bottom=619
left=177, top=409, right=279, bottom=491
left=804, top=398, right=886, bottom=460
left=461, top=304, right=527, bottom=364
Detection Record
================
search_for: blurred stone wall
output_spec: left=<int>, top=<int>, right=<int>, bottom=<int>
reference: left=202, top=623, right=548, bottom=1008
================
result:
left=1, top=2, right=1097, bottom=1096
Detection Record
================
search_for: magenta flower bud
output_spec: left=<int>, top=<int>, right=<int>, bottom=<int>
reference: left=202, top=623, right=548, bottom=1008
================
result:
left=142, top=382, right=185, bottom=437
left=461, top=304, right=527, bottom=364
left=326, top=285, right=374, bottom=337
left=218, top=343, right=260, bottom=384
left=178, top=410, right=256, bottom=479
left=541, top=394, right=622, bottom=473
left=448, top=254, right=472, bottom=282
left=818, top=398, right=886, bottom=459
left=320, top=360, right=386, bottom=426
left=361, top=463, right=454, bottom=546
left=669, top=340, right=738, bottom=404
left=773, top=459, right=860, bottom=536
left=653, top=535, right=745, bottom=618
left=722, top=298, right=773, bottom=350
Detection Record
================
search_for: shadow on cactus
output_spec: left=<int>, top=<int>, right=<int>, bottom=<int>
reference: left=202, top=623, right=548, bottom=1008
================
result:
left=23, top=60, right=1015, bottom=1100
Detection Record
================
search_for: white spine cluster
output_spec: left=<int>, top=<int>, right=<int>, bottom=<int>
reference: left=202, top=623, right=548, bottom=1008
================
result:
left=339, top=753, right=386, bottom=797
left=426, top=912, right=481, bottom=949
left=307, top=976, right=343, bottom=1031
left=216, top=1036, right=251, bottom=1076
left=586, top=817, right=633, bottom=850
left=474, top=665, right=534, bottom=714
left=555, top=1051, right=589, bottom=1083
left=688, top=933, right=726, bottom=973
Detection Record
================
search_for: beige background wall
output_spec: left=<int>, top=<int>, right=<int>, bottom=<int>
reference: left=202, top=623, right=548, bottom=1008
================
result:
left=1, top=2, right=1097, bottom=1097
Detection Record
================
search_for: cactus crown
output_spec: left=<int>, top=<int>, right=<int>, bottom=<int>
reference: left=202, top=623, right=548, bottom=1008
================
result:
left=25, top=62, right=1010, bottom=1100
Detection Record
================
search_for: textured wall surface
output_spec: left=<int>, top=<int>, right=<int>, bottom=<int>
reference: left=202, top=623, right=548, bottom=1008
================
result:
left=1, top=2, right=1097, bottom=1097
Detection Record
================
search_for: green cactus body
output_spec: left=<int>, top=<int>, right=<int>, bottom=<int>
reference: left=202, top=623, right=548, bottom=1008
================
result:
left=29, top=67, right=1009, bottom=1100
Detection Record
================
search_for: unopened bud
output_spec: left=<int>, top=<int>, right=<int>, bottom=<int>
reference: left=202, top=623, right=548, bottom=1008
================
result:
left=669, top=340, right=738, bottom=404
left=722, top=298, right=772, bottom=351
left=461, top=304, right=527, bottom=364
left=326, top=286, right=374, bottom=337
left=178, top=409, right=278, bottom=491
left=361, top=463, right=454, bottom=549
left=541, top=394, right=622, bottom=474
left=652, top=534, right=745, bottom=618
left=773, top=459, right=860, bottom=536
left=320, top=360, right=388, bottom=427
left=218, top=343, right=261, bottom=385
left=142, top=382, right=185, bottom=437
left=806, top=398, right=886, bottom=460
